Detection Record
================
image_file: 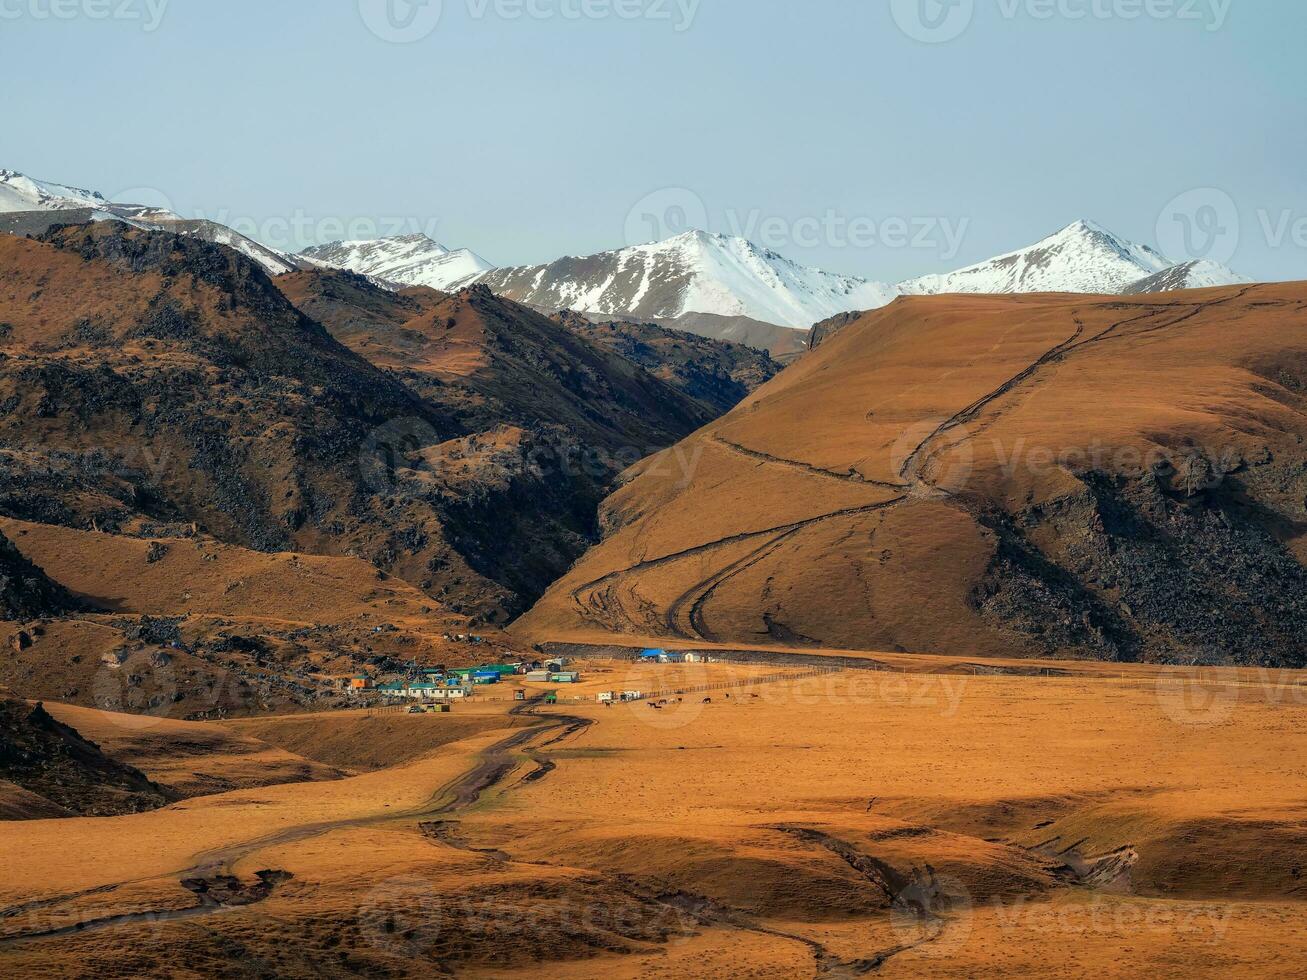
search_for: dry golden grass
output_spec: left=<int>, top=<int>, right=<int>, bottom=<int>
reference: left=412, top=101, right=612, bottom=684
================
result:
left=3, top=657, right=1305, bottom=977
left=516, top=284, right=1307, bottom=659
left=41, top=702, right=346, bottom=797
left=223, top=707, right=512, bottom=772
left=0, top=517, right=453, bottom=628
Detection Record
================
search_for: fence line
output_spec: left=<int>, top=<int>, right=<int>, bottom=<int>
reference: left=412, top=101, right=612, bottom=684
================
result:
left=626, top=667, right=840, bottom=702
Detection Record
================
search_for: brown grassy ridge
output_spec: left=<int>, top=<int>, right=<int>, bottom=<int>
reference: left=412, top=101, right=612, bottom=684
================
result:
left=515, top=284, right=1307, bottom=666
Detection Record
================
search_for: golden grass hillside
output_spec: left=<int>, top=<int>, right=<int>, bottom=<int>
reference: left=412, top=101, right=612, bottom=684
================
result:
left=3, top=660, right=1306, bottom=976
left=516, top=285, right=1307, bottom=665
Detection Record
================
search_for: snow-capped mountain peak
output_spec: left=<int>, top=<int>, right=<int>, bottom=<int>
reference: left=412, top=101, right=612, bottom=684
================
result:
left=0, top=169, right=109, bottom=213
left=478, top=230, right=897, bottom=329
left=478, top=219, right=1252, bottom=338
left=297, top=234, right=495, bottom=292
left=899, top=218, right=1173, bottom=297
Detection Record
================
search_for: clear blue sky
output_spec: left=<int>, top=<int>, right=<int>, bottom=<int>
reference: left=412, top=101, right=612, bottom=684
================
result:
left=2, top=0, right=1303, bottom=282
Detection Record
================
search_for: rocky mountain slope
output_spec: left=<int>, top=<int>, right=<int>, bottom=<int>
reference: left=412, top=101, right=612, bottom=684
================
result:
left=0, top=696, right=174, bottom=817
left=601, top=310, right=810, bottom=363
left=550, top=310, right=783, bottom=415
left=515, top=283, right=1307, bottom=667
left=276, top=269, right=715, bottom=611
left=0, top=224, right=702, bottom=624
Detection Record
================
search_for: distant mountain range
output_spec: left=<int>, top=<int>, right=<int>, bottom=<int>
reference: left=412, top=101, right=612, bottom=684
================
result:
left=467, top=220, right=1249, bottom=330
left=0, top=169, right=299, bottom=275
left=298, top=234, right=493, bottom=291
left=1, top=168, right=1253, bottom=349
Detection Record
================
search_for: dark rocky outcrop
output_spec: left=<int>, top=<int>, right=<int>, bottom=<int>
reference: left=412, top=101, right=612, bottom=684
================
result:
left=0, top=227, right=718, bottom=622
left=0, top=697, right=175, bottom=817
left=0, top=531, right=75, bottom=621
left=974, top=459, right=1307, bottom=667
left=808, top=311, right=864, bottom=350
left=551, top=310, right=783, bottom=415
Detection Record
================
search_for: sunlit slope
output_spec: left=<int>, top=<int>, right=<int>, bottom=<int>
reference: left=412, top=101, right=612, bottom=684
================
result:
left=517, top=284, right=1307, bottom=664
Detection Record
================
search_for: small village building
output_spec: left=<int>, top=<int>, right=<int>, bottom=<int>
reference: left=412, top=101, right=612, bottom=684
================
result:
left=641, top=649, right=685, bottom=664
left=526, top=670, right=551, bottom=683
left=349, top=675, right=375, bottom=691
left=408, top=683, right=474, bottom=701
left=596, top=692, right=616, bottom=704
left=376, top=681, right=473, bottom=701
left=451, top=664, right=517, bottom=680
left=551, top=671, right=581, bottom=684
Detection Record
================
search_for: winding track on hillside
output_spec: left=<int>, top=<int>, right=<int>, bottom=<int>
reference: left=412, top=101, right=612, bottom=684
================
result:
left=0, top=701, right=589, bottom=950
left=567, top=290, right=1263, bottom=644
left=714, top=435, right=909, bottom=490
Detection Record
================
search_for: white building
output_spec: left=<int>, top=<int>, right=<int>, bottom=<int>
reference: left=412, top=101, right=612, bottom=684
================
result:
left=403, top=684, right=473, bottom=701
